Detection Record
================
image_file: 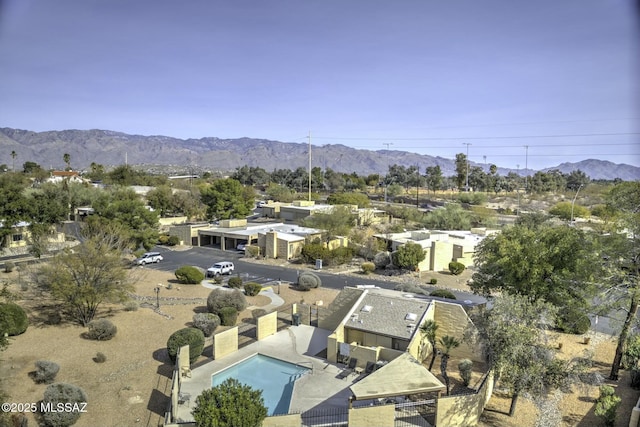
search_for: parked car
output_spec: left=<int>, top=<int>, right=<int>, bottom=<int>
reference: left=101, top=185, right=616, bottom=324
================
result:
left=206, top=261, right=235, bottom=277
left=236, top=243, right=247, bottom=251
left=134, top=252, right=163, bottom=265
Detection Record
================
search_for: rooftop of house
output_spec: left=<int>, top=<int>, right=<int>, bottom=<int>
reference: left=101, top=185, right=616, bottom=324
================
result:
left=199, top=221, right=321, bottom=239
left=345, top=291, right=432, bottom=339
left=375, top=228, right=498, bottom=248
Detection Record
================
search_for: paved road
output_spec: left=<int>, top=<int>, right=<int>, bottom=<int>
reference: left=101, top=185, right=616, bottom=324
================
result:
left=141, top=246, right=487, bottom=306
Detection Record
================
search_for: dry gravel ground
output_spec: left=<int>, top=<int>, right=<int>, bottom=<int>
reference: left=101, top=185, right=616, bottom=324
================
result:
left=1, top=260, right=638, bottom=427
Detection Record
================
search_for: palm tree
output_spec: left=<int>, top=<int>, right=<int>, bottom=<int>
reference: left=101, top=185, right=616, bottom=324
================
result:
left=63, top=153, right=71, bottom=171
left=10, top=150, right=16, bottom=172
left=439, top=335, right=460, bottom=396
left=419, top=320, right=439, bottom=371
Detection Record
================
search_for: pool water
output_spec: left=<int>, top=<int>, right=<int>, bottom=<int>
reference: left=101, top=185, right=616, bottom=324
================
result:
left=211, top=354, right=310, bottom=415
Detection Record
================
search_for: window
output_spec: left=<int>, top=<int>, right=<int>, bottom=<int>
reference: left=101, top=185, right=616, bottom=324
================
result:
left=12, top=234, right=23, bottom=242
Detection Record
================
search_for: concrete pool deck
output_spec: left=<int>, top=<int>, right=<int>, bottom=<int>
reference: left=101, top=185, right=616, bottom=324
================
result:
left=174, top=325, right=356, bottom=422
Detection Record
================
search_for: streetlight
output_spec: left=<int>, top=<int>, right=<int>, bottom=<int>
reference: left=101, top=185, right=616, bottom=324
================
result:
left=570, top=184, right=584, bottom=225
left=154, top=286, right=161, bottom=309
left=383, top=142, right=393, bottom=202
left=463, top=143, right=471, bottom=191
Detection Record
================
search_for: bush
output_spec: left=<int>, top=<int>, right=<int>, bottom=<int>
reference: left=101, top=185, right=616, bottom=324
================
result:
left=594, top=385, right=621, bottom=427
left=167, top=235, right=180, bottom=246
left=392, top=242, right=426, bottom=270
left=458, top=359, right=473, bottom=386
left=429, top=289, right=457, bottom=300
left=192, top=313, right=220, bottom=337
left=34, top=360, right=60, bottom=384
left=395, top=283, right=428, bottom=295
left=429, top=278, right=438, bottom=285
left=246, top=246, right=260, bottom=258
left=175, top=265, right=205, bottom=284
left=373, top=251, right=391, bottom=269
left=244, top=282, right=262, bottom=296
left=94, top=352, right=107, bottom=363
left=158, top=234, right=169, bottom=245
left=300, top=242, right=331, bottom=264
left=251, top=309, right=267, bottom=320
left=0, top=302, right=29, bottom=336
left=556, top=307, right=591, bottom=334
left=448, top=261, right=465, bottom=275
left=219, top=307, right=238, bottom=326
left=123, top=301, right=138, bottom=311
left=330, top=246, right=355, bottom=266
left=213, top=275, right=223, bottom=285
left=87, top=319, right=117, bottom=341
left=227, top=276, right=243, bottom=289
left=41, top=383, right=88, bottom=427
left=298, top=271, right=321, bottom=291
left=4, top=261, right=15, bottom=273
left=360, top=262, right=375, bottom=274
left=167, top=327, right=205, bottom=364
left=207, top=289, right=247, bottom=316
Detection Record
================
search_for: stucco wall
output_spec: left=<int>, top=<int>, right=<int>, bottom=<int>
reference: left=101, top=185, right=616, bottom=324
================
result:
left=349, top=404, right=395, bottom=427
left=433, top=301, right=479, bottom=362
left=630, top=395, right=640, bottom=427
left=431, top=240, right=454, bottom=272
left=256, top=311, right=278, bottom=340
left=436, top=371, right=494, bottom=427
left=262, top=414, right=302, bottom=427
left=213, top=327, right=238, bottom=360
left=159, top=216, right=188, bottom=226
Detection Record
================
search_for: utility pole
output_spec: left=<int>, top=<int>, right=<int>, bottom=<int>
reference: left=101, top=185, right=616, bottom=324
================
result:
left=383, top=142, right=393, bottom=202
left=308, top=131, right=312, bottom=202
left=463, top=143, right=471, bottom=191
left=524, top=145, right=529, bottom=194
left=516, top=164, right=520, bottom=215
left=416, top=165, right=420, bottom=208
left=483, top=155, right=487, bottom=192
left=570, top=184, right=584, bottom=225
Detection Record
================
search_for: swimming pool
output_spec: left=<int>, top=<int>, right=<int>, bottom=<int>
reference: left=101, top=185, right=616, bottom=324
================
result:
left=211, top=354, right=310, bottom=415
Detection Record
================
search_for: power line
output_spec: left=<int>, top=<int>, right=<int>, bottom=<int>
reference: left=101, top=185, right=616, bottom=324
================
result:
left=313, top=132, right=638, bottom=141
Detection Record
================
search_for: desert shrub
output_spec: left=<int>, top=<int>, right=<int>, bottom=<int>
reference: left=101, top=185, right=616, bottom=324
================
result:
left=360, top=262, right=375, bottom=275
left=167, top=235, right=180, bottom=246
left=244, top=282, right=262, bottom=296
left=41, top=383, right=88, bottom=427
left=458, top=359, right=473, bottom=386
left=300, top=242, right=331, bottom=264
left=457, top=192, right=486, bottom=205
left=392, top=242, right=426, bottom=270
left=373, top=251, right=391, bottom=269
left=213, top=275, right=223, bottom=285
left=167, top=327, right=205, bottom=364
left=246, top=246, right=260, bottom=258
left=556, top=307, right=591, bottom=334
left=207, top=289, right=247, bottom=316
left=94, top=352, right=107, bottom=363
left=219, top=307, right=238, bottom=326
left=329, top=246, right=355, bottom=266
left=123, top=301, right=138, bottom=311
left=251, top=309, right=267, bottom=320
left=175, top=265, right=204, bottom=284
left=192, top=313, right=220, bottom=337
left=158, top=234, right=169, bottom=245
left=594, top=385, right=621, bottom=427
left=429, top=278, right=438, bottom=285
left=0, top=302, right=29, bottom=336
left=227, top=276, right=243, bottom=289
left=4, top=261, right=15, bottom=273
left=87, top=319, right=117, bottom=341
left=448, top=261, right=465, bottom=275
left=394, top=283, right=428, bottom=295
left=298, top=271, right=321, bottom=291
left=34, top=360, right=60, bottom=384
left=429, top=289, right=457, bottom=300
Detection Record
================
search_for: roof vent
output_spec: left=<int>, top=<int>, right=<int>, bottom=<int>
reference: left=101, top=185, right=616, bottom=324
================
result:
left=361, top=305, right=372, bottom=313
left=405, top=313, right=417, bottom=321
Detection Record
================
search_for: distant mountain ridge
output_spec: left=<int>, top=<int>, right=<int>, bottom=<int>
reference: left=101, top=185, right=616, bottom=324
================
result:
left=1, top=127, right=638, bottom=181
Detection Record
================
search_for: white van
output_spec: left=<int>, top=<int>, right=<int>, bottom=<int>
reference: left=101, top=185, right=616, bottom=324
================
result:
left=207, top=261, right=234, bottom=277
left=134, top=252, right=163, bottom=265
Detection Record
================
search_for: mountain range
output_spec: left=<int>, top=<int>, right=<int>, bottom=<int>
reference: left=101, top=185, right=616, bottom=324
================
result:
left=1, top=127, right=638, bottom=181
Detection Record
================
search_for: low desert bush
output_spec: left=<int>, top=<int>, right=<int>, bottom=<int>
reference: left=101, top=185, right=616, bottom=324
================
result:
left=167, top=235, right=180, bottom=246
left=207, top=289, right=247, bottom=316
left=167, top=327, right=205, bottom=364
left=458, top=359, right=473, bottom=386
left=227, top=276, right=243, bottom=289
left=123, top=301, right=139, bottom=311
left=395, top=283, right=428, bottom=295
left=219, top=307, right=238, bottom=326
left=192, top=313, right=220, bottom=337
left=94, top=352, right=107, bottom=363
left=87, top=319, right=117, bottom=341
left=360, top=262, right=375, bottom=275
left=0, top=302, right=29, bottom=335
left=429, top=289, right=457, bottom=300
left=246, top=246, right=260, bottom=258
left=175, top=265, right=204, bottom=284
left=373, top=252, right=391, bottom=269
left=251, top=308, right=267, bottom=320
left=298, top=271, right=321, bottom=291
left=244, top=282, right=262, bottom=296
left=41, top=383, right=88, bottom=427
left=594, top=385, right=621, bottom=427
left=34, top=360, right=60, bottom=384
left=429, top=278, right=438, bottom=285
left=448, top=261, right=465, bottom=275
left=3, top=261, right=15, bottom=273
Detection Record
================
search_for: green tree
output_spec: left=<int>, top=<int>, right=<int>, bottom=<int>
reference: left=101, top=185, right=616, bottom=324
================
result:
left=265, top=182, right=295, bottom=203
left=326, top=192, right=370, bottom=208
left=421, top=203, right=471, bottom=230
left=419, top=320, right=439, bottom=371
left=146, top=185, right=173, bottom=217
left=300, top=205, right=355, bottom=243
left=548, top=202, right=590, bottom=221
left=594, top=385, right=621, bottom=427
left=392, top=242, right=425, bottom=271
left=439, top=335, right=460, bottom=395
left=10, top=150, right=16, bottom=172
left=425, top=165, right=443, bottom=194
left=455, top=153, right=467, bottom=190
left=200, top=178, right=255, bottom=220
left=192, top=378, right=268, bottom=427
left=37, top=232, right=134, bottom=326
left=623, top=333, right=640, bottom=388
left=86, top=162, right=105, bottom=181
left=471, top=224, right=599, bottom=309
left=0, top=173, right=30, bottom=247
left=63, top=153, right=71, bottom=170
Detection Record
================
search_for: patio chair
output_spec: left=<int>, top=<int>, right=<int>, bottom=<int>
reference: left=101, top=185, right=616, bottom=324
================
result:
left=365, top=361, right=376, bottom=374
left=338, top=357, right=358, bottom=379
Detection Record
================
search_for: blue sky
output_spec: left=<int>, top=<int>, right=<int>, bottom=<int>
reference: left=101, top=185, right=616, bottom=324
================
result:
left=0, top=0, right=637, bottom=170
